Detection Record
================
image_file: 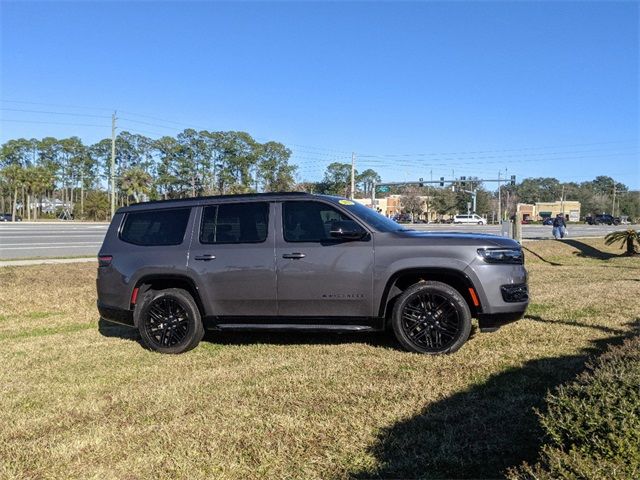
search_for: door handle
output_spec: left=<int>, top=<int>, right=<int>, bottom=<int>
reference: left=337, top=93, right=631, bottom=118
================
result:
left=194, top=254, right=216, bottom=261
left=282, top=252, right=306, bottom=259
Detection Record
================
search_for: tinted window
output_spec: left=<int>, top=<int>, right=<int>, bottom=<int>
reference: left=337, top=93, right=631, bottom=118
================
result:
left=337, top=201, right=410, bottom=232
left=283, top=201, right=364, bottom=242
left=200, top=202, right=269, bottom=244
left=121, top=208, right=191, bottom=246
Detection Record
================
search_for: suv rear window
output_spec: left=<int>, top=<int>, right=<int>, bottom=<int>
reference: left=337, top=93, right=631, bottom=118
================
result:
left=120, top=208, right=191, bottom=246
left=200, top=202, right=269, bottom=244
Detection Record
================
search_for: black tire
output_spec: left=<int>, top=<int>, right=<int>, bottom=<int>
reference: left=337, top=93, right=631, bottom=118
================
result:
left=391, top=281, right=472, bottom=354
left=135, top=288, right=204, bottom=354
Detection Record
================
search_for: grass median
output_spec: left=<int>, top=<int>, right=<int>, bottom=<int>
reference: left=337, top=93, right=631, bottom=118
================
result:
left=1, top=238, right=638, bottom=479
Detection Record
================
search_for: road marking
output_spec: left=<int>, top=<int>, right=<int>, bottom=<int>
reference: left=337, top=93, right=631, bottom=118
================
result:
left=0, top=244, right=103, bottom=250
left=0, top=235, right=106, bottom=239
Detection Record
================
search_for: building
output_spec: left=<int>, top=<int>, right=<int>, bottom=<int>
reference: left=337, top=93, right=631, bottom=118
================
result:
left=517, top=201, right=581, bottom=222
left=354, top=195, right=439, bottom=220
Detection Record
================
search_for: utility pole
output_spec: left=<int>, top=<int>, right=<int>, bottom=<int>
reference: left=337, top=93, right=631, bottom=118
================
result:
left=350, top=152, right=356, bottom=199
left=612, top=183, right=616, bottom=216
left=497, top=170, right=502, bottom=223
left=110, top=111, right=117, bottom=218
left=561, top=184, right=565, bottom=217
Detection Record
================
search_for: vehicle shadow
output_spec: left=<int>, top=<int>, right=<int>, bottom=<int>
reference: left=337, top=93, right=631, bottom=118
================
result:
left=98, top=318, right=480, bottom=352
left=204, top=330, right=402, bottom=350
left=522, top=245, right=563, bottom=266
left=524, top=314, right=635, bottom=336
left=350, top=321, right=639, bottom=480
left=560, top=239, right=619, bottom=260
left=98, top=318, right=141, bottom=342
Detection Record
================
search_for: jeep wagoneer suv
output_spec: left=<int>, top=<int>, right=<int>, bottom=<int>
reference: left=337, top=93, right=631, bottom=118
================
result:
left=97, top=193, right=528, bottom=354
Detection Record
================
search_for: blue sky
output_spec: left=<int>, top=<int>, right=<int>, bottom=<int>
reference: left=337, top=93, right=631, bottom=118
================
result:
left=1, top=1, right=638, bottom=188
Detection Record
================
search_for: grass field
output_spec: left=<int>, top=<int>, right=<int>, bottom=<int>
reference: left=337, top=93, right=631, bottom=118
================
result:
left=1, top=238, right=638, bottom=479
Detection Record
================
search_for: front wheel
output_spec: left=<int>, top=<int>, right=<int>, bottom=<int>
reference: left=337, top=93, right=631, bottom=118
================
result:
left=391, top=281, right=472, bottom=354
left=135, top=288, right=204, bottom=354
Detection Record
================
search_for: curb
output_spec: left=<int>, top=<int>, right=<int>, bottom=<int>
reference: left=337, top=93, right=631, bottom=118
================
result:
left=0, top=257, right=97, bottom=267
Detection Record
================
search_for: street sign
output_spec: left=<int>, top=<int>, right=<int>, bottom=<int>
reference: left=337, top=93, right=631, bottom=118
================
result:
left=377, top=186, right=390, bottom=193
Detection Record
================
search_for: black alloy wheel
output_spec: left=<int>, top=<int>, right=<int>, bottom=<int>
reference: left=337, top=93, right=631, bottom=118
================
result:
left=135, top=288, right=204, bottom=354
left=144, top=296, right=190, bottom=348
left=392, top=281, right=472, bottom=354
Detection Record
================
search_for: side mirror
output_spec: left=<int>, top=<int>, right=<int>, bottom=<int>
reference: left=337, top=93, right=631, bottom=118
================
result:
left=330, top=221, right=366, bottom=240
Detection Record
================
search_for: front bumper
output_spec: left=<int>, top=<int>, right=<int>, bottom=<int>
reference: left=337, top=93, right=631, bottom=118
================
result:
left=97, top=301, right=135, bottom=327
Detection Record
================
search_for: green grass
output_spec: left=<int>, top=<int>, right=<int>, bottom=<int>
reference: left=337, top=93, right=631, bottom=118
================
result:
left=0, top=238, right=638, bottom=479
left=508, top=335, right=640, bottom=480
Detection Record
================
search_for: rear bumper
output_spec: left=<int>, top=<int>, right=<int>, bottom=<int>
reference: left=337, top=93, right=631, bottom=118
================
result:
left=97, top=301, right=135, bottom=327
left=477, top=310, right=526, bottom=332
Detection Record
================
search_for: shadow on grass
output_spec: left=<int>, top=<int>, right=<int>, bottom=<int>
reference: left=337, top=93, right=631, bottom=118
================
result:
left=522, top=245, right=563, bottom=266
left=560, top=239, right=619, bottom=260
left=98, top=318, right=140, bottom=342
left=351, top=321, right=639, bottom=480
left=97, top=317, right=482, bottom=352
left=525, top=314, right=633, bottom=336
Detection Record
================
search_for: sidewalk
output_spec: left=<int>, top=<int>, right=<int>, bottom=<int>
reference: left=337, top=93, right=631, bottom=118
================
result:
left=0, top=257, right=97, bottom=267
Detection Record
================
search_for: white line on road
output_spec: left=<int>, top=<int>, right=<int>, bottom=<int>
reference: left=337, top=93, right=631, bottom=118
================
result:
left=1, top=244, right=103, bottom=250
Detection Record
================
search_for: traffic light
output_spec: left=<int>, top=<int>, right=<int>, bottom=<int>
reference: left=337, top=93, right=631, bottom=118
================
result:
left=439, top=177, right=445, bottom=187
left=510, top=175, right=516, bottom=186
left=419, top=177, right=424, bottom=187
left=460, top=176, right=466, bottom=188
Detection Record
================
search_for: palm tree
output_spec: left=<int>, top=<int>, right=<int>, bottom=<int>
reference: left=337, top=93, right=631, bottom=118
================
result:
left=120, top=167, right=152, bottom=205
left=604, top=229, right=640, bottom=256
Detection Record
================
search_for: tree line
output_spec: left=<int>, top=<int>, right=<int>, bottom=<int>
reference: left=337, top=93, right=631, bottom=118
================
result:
left=1, top=134, right=638, bottom=221
left=0, top=130, right=299, bottom=220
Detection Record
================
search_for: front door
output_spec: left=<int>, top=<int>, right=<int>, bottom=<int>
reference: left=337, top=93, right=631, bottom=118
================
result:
left=275, top=200, right=374, bottom=319
left=187, top=201, right=277, bottom=317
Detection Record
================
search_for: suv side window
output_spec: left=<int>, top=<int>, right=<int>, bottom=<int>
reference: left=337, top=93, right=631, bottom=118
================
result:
left=200, top=202, right=269, bottom=244
left=120, top=208, right=191, bottom=246
left=283, top=201, right=364, bottom=242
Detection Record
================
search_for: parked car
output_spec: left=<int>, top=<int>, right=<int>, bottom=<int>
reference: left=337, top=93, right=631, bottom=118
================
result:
left=0, top=213, right=22, bottom=222
left=453, top=214, right=485, bottom=225
left=97, top=193, right=528, bottom=355
left=585, top=214, right=620, bottom=225
left=542, top=217, right=553, bottom=226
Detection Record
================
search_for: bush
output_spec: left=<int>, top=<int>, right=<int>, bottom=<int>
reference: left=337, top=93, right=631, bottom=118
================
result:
left=509, top=335, right=640, bottom=480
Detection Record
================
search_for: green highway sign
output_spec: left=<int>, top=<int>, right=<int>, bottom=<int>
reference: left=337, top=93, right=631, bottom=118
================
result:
left=377, top=185, right=390, bottom=193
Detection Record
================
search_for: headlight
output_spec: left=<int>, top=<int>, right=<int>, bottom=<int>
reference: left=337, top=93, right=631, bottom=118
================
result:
left=477, top=247, right=524, bottom=264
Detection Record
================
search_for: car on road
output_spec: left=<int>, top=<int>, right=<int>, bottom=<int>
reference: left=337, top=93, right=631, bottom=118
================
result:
left=97, top=193, right=528, bottom=355
left=585, top=214, right=620, bottom=225
left=453, top=214, right=485, bottom=225
left=0, top=213, right=22, bottom=222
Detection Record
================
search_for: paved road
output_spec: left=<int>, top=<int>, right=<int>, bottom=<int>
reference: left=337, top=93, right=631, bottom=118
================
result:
left=0, top=223, right=108, bottom=259
left=0, top=222, right=637, bottom=260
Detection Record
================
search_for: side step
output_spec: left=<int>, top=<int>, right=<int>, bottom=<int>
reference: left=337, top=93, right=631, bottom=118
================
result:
left=213, top=324, right=376, bottom=333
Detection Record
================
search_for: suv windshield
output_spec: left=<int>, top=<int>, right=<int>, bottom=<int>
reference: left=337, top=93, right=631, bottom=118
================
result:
left=334, top=200, right=410, bottom=232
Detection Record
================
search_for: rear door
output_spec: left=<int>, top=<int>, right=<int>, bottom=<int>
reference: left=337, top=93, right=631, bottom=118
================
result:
left=187, top=201, right=277, bottom=317
left=275, top=200, right=374, bottom=319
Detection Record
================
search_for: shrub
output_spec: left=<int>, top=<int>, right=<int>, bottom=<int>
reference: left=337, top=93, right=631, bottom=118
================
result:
left=508, top=335, right=640, bottom=480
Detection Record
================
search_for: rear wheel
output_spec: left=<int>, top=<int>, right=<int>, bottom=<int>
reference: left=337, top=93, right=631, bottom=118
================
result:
left=135, top=288, right=204, bottom=354
left=392, top=281, right=471, bottom=354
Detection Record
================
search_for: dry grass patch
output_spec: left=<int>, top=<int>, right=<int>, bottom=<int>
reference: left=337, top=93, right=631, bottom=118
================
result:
left=0, top=238, right=638, bottom=479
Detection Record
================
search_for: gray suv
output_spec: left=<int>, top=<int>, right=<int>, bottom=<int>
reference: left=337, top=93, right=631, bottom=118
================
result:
left=97, top=193, right=528, bottom=354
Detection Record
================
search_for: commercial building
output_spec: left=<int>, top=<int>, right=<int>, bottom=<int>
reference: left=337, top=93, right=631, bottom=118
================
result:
left=517, top=201, right=581, bottom=222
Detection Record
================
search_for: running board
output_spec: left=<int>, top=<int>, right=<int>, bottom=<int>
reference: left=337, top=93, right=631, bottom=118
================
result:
left=213, top=324, right=377, bottom=333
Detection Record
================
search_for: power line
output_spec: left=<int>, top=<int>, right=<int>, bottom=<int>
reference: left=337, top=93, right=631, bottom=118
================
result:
left=0, top=107, right=111, bottom=119
left=0, top=118, right=109, bottom=128
left=358, top=140, right=636, bottom=158
left=1, top=99, right=114, bottom=112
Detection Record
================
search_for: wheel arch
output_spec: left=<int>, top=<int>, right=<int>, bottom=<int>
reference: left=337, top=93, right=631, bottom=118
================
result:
left=378, top=268, right=481, bottom=320
left=133, top=274, right=206, bottom=319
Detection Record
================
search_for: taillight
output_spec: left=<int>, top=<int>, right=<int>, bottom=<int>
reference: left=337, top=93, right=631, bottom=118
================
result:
left=98, top=255, right=112, bottom=267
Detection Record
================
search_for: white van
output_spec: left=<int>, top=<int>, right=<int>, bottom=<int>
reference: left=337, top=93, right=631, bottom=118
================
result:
left=453, top=214, right=485, bottom=225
